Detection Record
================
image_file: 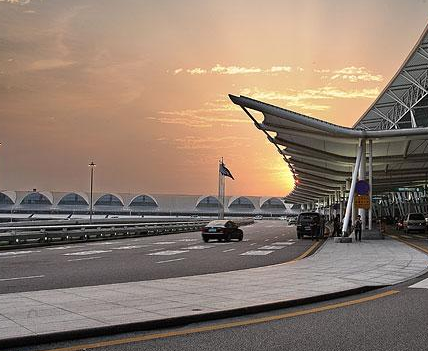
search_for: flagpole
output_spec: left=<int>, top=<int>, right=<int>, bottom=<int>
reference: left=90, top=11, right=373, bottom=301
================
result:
left=218, top=159, right=222, bottom=219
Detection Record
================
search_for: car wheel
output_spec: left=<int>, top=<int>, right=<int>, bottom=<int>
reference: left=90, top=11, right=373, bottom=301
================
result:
left=202, top=236, right=209, bottom=243
left=239, top=234, right=243, bottom=241
left=225, top=233, right=231, bottom=242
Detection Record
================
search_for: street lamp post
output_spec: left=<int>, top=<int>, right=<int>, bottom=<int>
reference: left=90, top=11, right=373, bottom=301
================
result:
left=89, top=162, right=96, bottom=223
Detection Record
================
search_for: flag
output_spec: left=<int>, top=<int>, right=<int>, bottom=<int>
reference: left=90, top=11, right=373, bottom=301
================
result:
left=219, top=162, right=234, bottom=180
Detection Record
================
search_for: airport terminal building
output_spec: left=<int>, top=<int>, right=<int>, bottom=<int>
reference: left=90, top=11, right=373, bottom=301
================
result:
left=0, top=190, right=298, bottom=220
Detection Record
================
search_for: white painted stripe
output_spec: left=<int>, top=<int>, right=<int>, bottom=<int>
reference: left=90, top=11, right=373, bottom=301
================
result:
left=0, top=275, right=45, bottom=282
left=156, top=258, right=186, bottom=264
left=47, top=246, right=85, bottom=250
left=241, top=250, right=274, bottom=256
left=148, top=250, right=189, bottom=256
left=67, top=257, right=101, bottom=262
left=259, top=245, right=285, bottom=250
left=264, top=239, right=269, bottom=242
left=250, top=243, right=256, bottom=246
left=178, top=239, right=198, bottom=242
left=272, top=242, right=295, bottom=246
left=0, top=250, right=40, bottom=256
left=222, top=249, right=236, bottom=253
left=184, top=245, right=214, bottom=250
left=409, top=277, right=428, bottom=289
left=64, top=250, right=112, bottom=256
left=153, top=241, right=176, bottom=245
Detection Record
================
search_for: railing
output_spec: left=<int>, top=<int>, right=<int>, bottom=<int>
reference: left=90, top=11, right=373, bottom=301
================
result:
left=0, top=218, right=255, bottom=248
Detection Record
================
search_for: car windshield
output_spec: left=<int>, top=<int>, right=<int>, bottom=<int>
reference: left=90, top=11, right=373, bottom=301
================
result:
left=409, top=213, right=425, bottom=220
left=207, top=220, right=228, bottom=227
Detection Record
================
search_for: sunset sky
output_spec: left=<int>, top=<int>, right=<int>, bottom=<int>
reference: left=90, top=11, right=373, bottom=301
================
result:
left=1, top=0, right=428, bottom=196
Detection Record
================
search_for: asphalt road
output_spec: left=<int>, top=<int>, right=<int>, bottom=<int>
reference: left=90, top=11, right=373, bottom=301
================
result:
left=13, top=261, right=428, bottom=351
left=0, top=221, right=317, bottom=294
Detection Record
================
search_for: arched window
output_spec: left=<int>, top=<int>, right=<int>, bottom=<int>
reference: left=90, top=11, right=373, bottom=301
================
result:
left=196, top=196, right=220, bottom=209
left=94, top=194, right=123, bottom=206
left=261, top=198, right=285, bottom=210
left=129, top=195, right=158, bottom=207
left=21, top=192, right=52, bottom=205
left=229, top=197, right=255, bottom=210
left=58, top=193, right=88, bottom=206
left=0, top=193, right=13, bottom=205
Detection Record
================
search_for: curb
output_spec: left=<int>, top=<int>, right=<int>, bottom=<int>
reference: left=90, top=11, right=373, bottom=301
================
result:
left=2, top=285, right=384, bottom=349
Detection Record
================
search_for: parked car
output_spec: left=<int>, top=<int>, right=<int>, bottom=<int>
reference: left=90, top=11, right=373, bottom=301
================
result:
left=296, top=212, right=320, bottom=239
left=288, top=217, right=297, bottom=225
left=254, top=215, right=263, bottom=220
left=403, top=213, right=427, bottom=234
left=201, top=220, right=243, bottom=242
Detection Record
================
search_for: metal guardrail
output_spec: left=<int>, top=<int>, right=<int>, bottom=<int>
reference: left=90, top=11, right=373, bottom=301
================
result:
left=0, top=221, right=209, bottom=246
left=0, top=218, right=255, bottom=247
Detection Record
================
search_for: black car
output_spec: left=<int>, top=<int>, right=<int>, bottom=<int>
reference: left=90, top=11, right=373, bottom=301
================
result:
left=296, top=212, right=320, bottom=239
left=201, top=220, right=243, bottom=242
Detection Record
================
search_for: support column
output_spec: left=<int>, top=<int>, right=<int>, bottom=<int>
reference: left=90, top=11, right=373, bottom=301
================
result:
left=358, top=139, right=367, bottom=230
left=339, top=186, right=344, bottom=222
left=368, top=139, right=373, bottom=230
left=342, top=140, right=364, bottom=236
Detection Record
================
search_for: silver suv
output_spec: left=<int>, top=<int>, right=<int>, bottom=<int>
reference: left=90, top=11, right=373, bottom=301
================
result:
left=403, top=213, right=427, bottom=234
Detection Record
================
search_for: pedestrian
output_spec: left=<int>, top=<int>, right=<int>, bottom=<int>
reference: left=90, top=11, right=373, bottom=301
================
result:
left=310, top=215, right=320, bottom=241
left=354, top=215, right=362, bottom=242
left=333, top=214, right=340, bottom=237
left=320, top=215, right=325, bottom=238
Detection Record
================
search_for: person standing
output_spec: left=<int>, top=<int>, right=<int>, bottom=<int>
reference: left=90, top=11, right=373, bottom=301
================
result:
left=320, top=215, right=325, bottom=238
left=354, top=215, right=362, bottom=242
left=311, top=215, right=320, bottom=241
left=333, top=214, right=340, bottom=237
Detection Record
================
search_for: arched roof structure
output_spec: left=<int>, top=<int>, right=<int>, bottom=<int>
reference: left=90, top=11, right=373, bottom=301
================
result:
left=228, top=196, right=256, bottom=209
left=196, top=196, right=221, bottom=208
left=94, top=193, right=124, bottom=206
left=58, top=192, right=89, bottom=206
left=129, top=194, right=158, bottom=207
left=20, top=191, right=53, bottom=205
left=260, top=197, right=286, bottom=210
left=0, top=191, right=16, bottom=204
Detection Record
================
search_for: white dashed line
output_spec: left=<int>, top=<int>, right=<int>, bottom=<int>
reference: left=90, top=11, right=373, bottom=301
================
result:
left=156, top=258, right=186, bottom=264
left=259, top=246, right=285, bottom=250
left=153, top=241, right=176, bottom=245
left=64, top=250, right=112, bottom=256
left=67, top=257, right=101, bottom=262
left=184, top=245, right=214, bottom=250
left=222, top=249, right=236, bottom=253
left=0, top=250, right=41, bottom=256
left=272, top=242, right=295, bottom=246
left=0, top=275, right=45, bottom=282
left=112, top=245, right=147, bottom=250
left=250, top=243, right=257, bottom=246
left=178, top=239, right=198, bottom=242
left=148, top=250, right=189, bottom=256
left=241, top=250, right=274, bottom=256
left=264, top=239, right=270, bottom=242
left=47, top=246, right=85, bottom=250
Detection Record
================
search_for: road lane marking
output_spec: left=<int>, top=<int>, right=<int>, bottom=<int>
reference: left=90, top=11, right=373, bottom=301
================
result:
left=178, top=239, right=198, bottom=242
left=67, top=257, right=101, bottom=262
left=264, top=239, right=269, bottom=242
left=153, top=241, right=176, bottom=245
left=259, top=246, right=284, bottom=250
left=0, top=250, right=41, bottom=256
left=64, top=250, right=112, bottom=256
left=250, top=243, right=256, bottom=246
left=241, top=250, right=274, bottom=256
left=272, top=242, right=295, bottom=246
left=415, top=235, right=426, bottom=239
left=112, top=245, right=147, bottom=250
left=222, top=249, right=235, bottom=253
left=409, top=277, right=428, bottom=289
left=47, top=246, right=85, bottom=250
left=156, top=258, right=186, bottom=264
left=184, top=245, right=214, bottom=250
left=38, top=290, right=399, bottom=351
left=0, top=275, right=45, bottom=282
left=148, top=250, right=189, bottom=256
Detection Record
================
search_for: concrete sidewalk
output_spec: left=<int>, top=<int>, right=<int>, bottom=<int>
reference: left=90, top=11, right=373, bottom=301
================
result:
left=1, top=238, right=428, bottom=347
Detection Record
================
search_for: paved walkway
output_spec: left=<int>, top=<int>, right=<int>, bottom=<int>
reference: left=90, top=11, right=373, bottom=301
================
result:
left=1, top=238, right=428, bottom=343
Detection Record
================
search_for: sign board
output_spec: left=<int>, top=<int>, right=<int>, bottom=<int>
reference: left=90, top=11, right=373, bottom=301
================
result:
left=355, top=180, right=370, bottom=195
left=354, top=195, right=370, bottom=209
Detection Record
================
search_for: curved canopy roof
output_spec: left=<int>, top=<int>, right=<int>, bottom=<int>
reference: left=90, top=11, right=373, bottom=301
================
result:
left=355, top=23, right=428, bottom=130
left=230, top=95, right=428, bottom=204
